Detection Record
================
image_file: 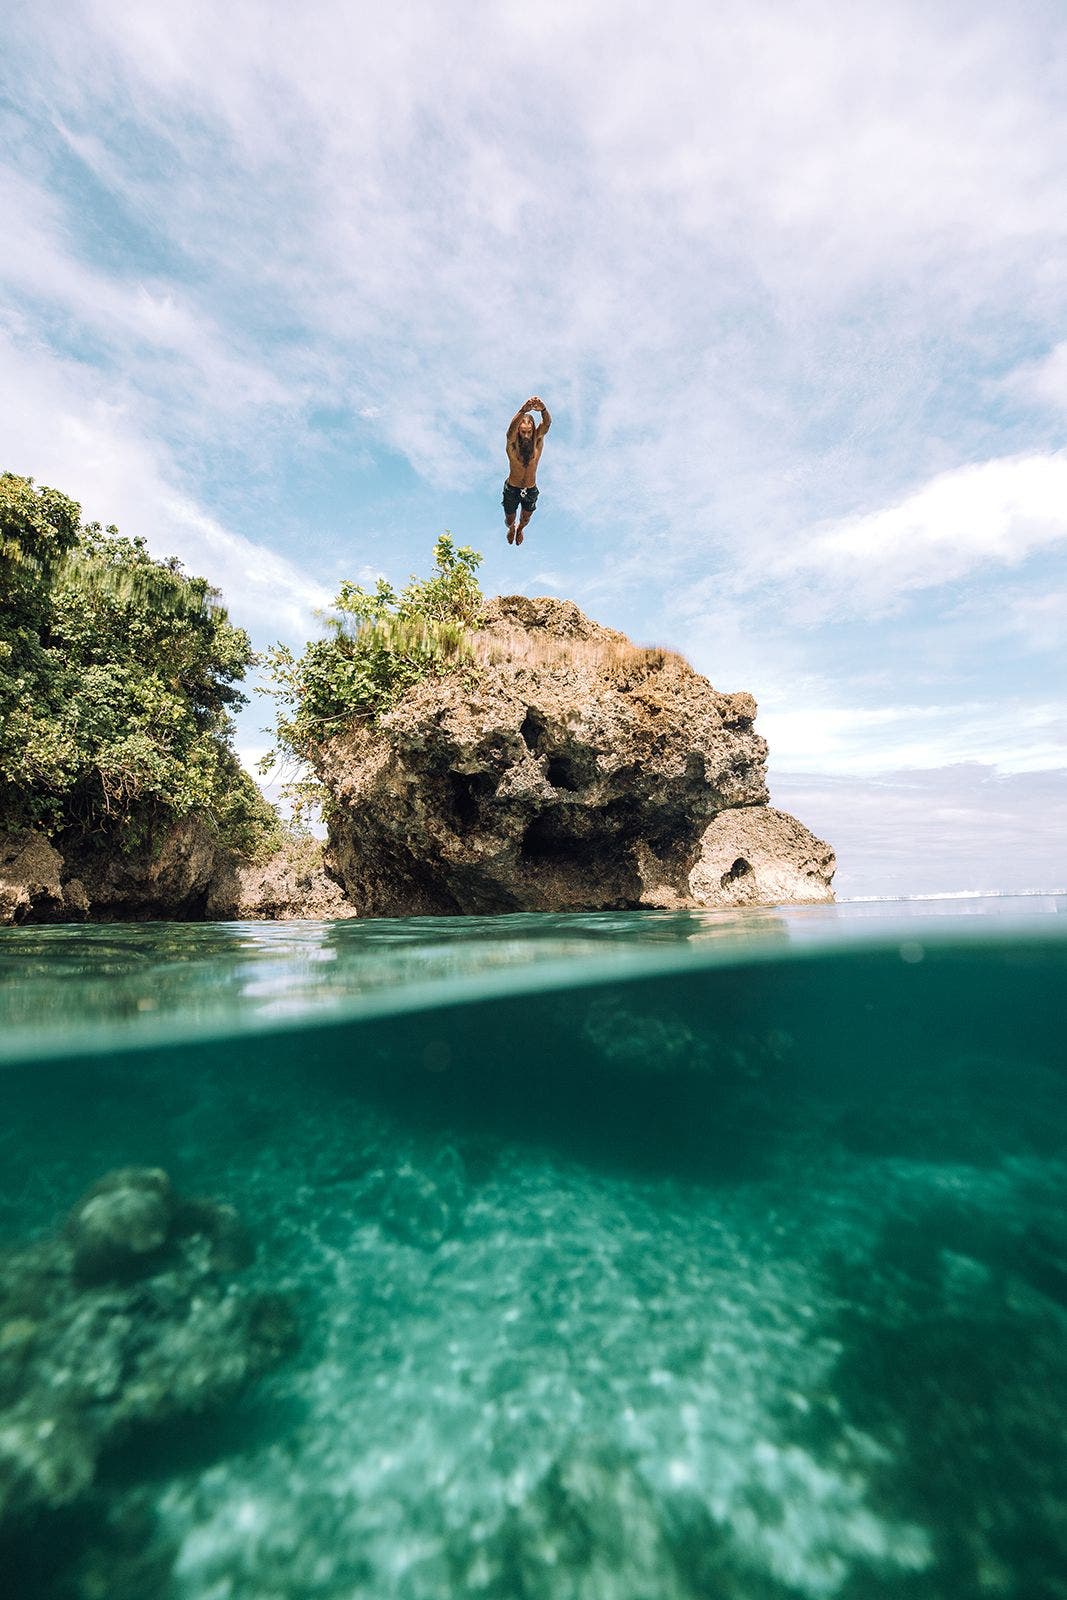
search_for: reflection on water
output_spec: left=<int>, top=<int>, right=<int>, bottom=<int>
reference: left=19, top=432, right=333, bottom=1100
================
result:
left=1, top=896, right=1063, bottom=1062
left=0, top=908, right=793, bottom=1057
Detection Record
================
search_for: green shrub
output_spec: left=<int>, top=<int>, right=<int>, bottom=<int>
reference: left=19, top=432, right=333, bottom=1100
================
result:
left=262, top=535, right=483, bottom=776
left=0, top=471, right=281, bottom=857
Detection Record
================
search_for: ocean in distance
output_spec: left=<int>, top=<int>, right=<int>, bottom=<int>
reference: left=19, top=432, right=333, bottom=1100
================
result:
left=1, top=895, right=1064, bottom=1599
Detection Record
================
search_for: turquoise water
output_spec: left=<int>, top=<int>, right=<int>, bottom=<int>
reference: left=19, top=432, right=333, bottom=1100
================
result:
left=1, top=899, right=1065, bottom=1598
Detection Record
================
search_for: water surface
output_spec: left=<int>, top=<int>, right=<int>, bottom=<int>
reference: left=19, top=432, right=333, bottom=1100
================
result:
left=1, top=898, right=1064, bottom=1599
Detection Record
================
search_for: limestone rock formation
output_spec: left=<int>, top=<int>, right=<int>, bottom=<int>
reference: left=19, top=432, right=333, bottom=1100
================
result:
left=67, top=1166, right=175, bottom=1284
left=0, top=597, right=834, bottom=922
left=0, top=817, right=224, bottom=924
left=66, top=815, right=222, bottom=920
left=0, top=830, right=87, bottom=924
left=0, top=826, right=352, bottom=925
left=206, top=836, right=357, bottom=920
left=690, top=805, right=835, bottom=907
left=318, top=595, right=834, bottom=913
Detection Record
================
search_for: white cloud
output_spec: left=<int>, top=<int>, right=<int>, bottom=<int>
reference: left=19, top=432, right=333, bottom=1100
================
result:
left=15, top=0, right=1067, bottom=546
left=0, top=325, right=329, bottom=640
left=997, top=587, right=1067, bottom=653
left=762, top=451, right=1067, bottom=611
left=759, top=698, right=1067, bottom=776
left=0, top=163, right=290, bottom=420
left=940, top=579, right=1067, bottom=658
left=568, top=4, right=1067, bottom=282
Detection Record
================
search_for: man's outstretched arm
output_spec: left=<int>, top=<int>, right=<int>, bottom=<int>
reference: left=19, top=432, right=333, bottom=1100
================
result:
left=531, top=396, right=551, bottom=436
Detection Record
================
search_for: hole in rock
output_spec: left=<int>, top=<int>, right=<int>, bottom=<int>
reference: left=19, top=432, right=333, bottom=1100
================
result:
left=520, top=811, right=588, bottom=865
left=448, top=771, right=496, bottom=829
left=519, top=708, right=545, bottom=752
left=546, top=755, right=583, bottom=792
left=720, top=856, right=752, bottom=888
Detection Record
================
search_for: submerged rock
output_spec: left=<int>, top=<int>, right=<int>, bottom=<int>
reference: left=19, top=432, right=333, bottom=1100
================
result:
left=67, top=1166, right=174, bottom=1284
left=0, top=1169, right=297, bottom=1531
left=0, top=1495, right=179, bottom=1600
left=319, top=594, right=833, bottom=913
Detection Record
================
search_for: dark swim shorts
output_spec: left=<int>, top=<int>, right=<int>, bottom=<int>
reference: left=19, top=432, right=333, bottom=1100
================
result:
left=503, top=481, right=539, bottom=518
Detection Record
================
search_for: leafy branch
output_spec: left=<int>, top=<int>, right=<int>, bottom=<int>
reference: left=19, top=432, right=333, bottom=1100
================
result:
left=260, top=534, right=484, bottom=779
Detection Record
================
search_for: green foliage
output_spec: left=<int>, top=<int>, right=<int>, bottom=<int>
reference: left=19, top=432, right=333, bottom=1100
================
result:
left=262, top=535, right=483, bottom=773
left=204, top=748, right=285, bottom=862
left=1, top=473, right=81, bottom=602
left=0, top=471, right=281, bottom=856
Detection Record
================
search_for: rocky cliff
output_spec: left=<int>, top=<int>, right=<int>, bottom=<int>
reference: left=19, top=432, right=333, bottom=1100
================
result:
left=0, top=825, right=354, bottom=925
left=1, top=595, right=834, bottom=923
left=318, top=595, right=834, bottom=914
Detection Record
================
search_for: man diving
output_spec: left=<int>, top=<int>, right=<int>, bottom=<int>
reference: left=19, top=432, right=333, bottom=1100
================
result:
left=503, top=396, right=551, bottom=545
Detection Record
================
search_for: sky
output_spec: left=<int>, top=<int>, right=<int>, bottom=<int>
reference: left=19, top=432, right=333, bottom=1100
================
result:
left=2, top=0, right=1065, bottom=897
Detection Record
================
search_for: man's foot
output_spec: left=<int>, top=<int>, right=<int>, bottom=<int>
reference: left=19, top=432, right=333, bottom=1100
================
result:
left=506, top=525, right=515, bottom=544
left=515, top=527, right=524, bottom=545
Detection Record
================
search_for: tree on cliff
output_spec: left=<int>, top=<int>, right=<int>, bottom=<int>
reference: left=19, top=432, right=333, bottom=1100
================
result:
left=261, top=535, right=483, bottom=786
left=0, top=471, right=281, bottom=856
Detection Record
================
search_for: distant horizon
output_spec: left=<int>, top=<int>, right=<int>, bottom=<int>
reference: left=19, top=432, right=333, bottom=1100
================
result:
left=837, top=889, right=1067, bottom=902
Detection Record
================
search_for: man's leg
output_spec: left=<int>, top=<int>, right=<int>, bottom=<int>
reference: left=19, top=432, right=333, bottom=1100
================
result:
left=515, top=488, right=537, bottom=544
left=503, top=484, right=517, bottom=543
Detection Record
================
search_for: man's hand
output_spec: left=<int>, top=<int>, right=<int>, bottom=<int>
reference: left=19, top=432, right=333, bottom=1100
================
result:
left=509, top=398, right=548, bottom=441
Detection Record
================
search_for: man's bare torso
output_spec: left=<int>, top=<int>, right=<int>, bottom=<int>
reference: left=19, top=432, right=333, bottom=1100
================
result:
left=506, top=431, right=544, bottom=488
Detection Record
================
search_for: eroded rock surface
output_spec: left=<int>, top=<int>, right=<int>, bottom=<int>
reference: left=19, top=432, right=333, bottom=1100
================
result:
left=0, top=819, right=223, bottom=925
left=206, top=837, right=356, bottom=920
left=1, top=597, right=835, bottom=922
left=0, top=826, right=352, bottom=925
left=319, top=595, right=833, bottom=913
left=0, top=831, right=87, bottom=924
left=689, top=805, right=835, bottom=907
left=66, top=815, right=222, bottom=920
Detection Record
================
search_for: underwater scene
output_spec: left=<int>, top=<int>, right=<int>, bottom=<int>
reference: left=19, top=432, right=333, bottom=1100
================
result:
left=1, top=899, right=1065, bottom=1600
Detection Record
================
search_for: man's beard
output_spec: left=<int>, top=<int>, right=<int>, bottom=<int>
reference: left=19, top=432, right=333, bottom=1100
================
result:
left=517, top=433, right=534, bottom=465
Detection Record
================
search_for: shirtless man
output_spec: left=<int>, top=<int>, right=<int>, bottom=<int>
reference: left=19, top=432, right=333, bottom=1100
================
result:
left=503, top=396, right=551, bottom=545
